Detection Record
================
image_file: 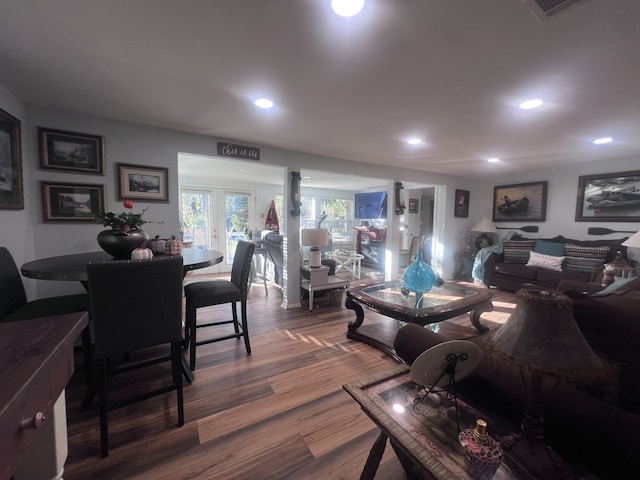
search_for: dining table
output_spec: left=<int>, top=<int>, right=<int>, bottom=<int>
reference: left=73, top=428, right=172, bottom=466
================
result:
left=20, top=248, right=224, bottom=386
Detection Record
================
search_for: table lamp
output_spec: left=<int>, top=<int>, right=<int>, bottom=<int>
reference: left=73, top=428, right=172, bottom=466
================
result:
left=622, top=230, right=640, bottom=249
left=484, top=289, right=607, bottom=478
left=470, top=217, right=498, bottom=250
left=302, top=228, right=329, bottom=268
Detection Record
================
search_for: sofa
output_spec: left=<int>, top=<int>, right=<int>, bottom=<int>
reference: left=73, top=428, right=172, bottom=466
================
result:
left=478, top=234, right=632, bottom=292
left=394, top=276, right=640, bottom=480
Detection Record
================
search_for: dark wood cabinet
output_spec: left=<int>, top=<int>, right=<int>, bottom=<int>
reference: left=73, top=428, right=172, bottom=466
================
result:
left=354, top=227, right=386, bottom=269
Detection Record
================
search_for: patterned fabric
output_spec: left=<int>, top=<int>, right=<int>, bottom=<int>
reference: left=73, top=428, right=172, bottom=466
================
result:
left=564, top=244, right=610, bottom=273
left=502, top=240, right=535, bottom=264
left=526, top=250, right=565, bottom=271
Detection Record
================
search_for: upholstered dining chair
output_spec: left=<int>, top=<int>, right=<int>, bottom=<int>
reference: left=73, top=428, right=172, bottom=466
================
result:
left=0, top=247, right=92, bottom=385
left=87, top=256, right=184, bottom=457
left=183, top=240, right=255, bottom=371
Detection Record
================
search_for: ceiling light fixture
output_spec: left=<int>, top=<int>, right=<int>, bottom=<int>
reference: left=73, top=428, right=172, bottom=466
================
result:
left=407, top=138, right=423, bottom=145
left=331, top=0, right=365, bottom=17
left=518, top=99, right=543, bottom=110
left=487, top=158, right=500, bottom=163
left=593, top=137, right=613, bottom=145
left=254, top=98, right=274, bottom=109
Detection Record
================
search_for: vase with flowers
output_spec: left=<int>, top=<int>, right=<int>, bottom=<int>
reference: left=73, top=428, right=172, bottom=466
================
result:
left=94, top=200, right=150, bottom=259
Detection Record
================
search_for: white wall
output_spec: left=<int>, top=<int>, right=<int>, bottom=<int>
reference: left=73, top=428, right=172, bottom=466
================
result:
left=475, top=158, right=640, bottom=261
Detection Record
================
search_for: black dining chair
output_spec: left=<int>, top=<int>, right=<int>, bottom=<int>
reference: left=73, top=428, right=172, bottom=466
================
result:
left=183, top=240, right=255, bottom=371
left=0, top=246, right=93, bottom=385
left=87, top=256, right=185, bottom=457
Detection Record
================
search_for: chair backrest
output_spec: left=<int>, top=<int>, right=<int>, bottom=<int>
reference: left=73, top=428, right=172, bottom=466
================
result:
left=230, top=241, right=256, bottom=297
left=87, top=256, right=184, bottom=358
left=0, top=247, right=27, bottom=319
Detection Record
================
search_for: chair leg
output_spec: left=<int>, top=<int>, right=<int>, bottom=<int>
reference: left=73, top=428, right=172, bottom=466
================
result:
left=171, top=342, right=185, bottom=426
left=241, top=299, right=251, bottom=355
left=97, top=357, right=109, bottom=458
left=232, top=302, right=240, bottom=335
left=188, top=305, right=197, bottom=371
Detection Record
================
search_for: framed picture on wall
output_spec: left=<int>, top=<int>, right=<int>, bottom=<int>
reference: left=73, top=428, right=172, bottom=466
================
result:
left=575, top=170, right=640, bottom=222
left=0, top=107, right=23, bottom=209
left=454, top=189, right=469, bottom=218
left=118, top=163, right=169, bottom=202
left=41, top=181, right=105, bottom=221
left=492, top=181, right=547, bottom=222
left=408, top=198, right=419, bottom=213
left=38, top=127, right=105, bottom=175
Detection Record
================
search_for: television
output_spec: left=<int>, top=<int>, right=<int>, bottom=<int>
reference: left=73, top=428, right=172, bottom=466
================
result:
left=355, top=191, right=388, bottom=219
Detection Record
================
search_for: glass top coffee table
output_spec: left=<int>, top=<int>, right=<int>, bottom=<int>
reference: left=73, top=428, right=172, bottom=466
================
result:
left=346, top=281, right=493, bottom=361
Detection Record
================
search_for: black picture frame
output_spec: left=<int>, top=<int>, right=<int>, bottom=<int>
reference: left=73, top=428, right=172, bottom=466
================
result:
left=454, top=189, right=469, bottom=218
left=575, top=170, right=640, bottom=222
left=39, top=127, right=105, bottom=175
left=41, top=181, right=105, bottom=222
left=492, top=181, right=547, bottom=222
left=0, top=107, right=23, bottom=209
left=408, top=198, right=419, bottom=213
left=118, top=163, right=169, bottom=202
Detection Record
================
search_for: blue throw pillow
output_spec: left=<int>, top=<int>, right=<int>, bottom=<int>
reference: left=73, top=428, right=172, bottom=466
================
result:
left=534, top=239, right=566, bottom=257
left=593, top=275, right=637, bottom=296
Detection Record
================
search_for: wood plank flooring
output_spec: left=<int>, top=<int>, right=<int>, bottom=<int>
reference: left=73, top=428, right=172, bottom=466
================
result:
left=63, top=277, right=517, bottom=480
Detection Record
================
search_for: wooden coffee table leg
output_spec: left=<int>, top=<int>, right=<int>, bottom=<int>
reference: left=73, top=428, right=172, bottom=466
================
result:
left=360, top=430, right=388, bottom=480
left=469, top=299, right=493, bottom=333
left=346, top=296, right=365, bottom=332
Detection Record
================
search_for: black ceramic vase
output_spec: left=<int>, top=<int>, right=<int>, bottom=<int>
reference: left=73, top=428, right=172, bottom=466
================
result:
left=97, top=229, right=150, bottom=259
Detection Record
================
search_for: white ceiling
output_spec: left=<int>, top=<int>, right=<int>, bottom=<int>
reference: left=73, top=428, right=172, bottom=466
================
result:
left=2, top=1, right=640, bottom=181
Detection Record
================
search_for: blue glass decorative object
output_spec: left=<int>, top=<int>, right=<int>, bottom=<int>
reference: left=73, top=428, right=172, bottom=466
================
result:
left=403, top=246, right=436, bottom=307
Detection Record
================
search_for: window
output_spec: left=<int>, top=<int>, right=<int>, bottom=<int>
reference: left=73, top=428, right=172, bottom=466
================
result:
left=320, top=197, right=353, bottom=241
left=274, top=194, right=316, bottom=231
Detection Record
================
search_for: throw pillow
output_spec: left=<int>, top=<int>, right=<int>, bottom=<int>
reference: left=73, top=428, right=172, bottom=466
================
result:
left=526, top=250, right=565, bottom=271
left=533, top=239, right=566, bottom=257
left=593, top=275, right=638, bottom=296
left=502, top=240, right=535, bottom=264
left=564, top=244, right=610, bottom=273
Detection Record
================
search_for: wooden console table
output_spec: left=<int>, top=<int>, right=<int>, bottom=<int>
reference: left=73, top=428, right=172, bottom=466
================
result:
left=0, top=312, right=89, bottom=479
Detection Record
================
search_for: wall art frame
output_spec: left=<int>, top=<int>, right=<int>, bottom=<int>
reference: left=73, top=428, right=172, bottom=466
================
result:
left=41, top=181, right=105, bottom=222
left=492, top=181, right=547, bottom=222
left=38, top=127, right=105, bottom=175
left=575, top=170, right=640, bottom=222
left=118, top=163, right=169, bottom=202
left=408, top=198, right=419, bottom=214
left=454, top=189, right=469, bottom=218
left=0, top=107, right=23, bottom=209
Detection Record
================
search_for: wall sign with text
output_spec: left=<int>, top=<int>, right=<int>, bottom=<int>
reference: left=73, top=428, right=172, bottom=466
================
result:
left=217, top=142, right=260, bottom=160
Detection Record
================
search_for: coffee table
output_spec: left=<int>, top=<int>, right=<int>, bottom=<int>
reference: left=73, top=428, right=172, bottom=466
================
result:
left=346, top=281, right=493, bottom=361
left=343, top=365, right=520, bottom=480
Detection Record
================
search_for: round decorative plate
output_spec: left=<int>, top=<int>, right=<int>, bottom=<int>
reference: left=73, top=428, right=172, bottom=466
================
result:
left=410, top=340, right=482, bottom=387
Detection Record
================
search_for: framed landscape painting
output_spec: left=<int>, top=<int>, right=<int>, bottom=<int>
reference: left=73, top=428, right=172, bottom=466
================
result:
left=575, top=170, right=640, bottom=222
left=39, top=127, right=105, bottom=175
left=492, top=181, right=547, bottom=222
left=0, top=107, right=23, bottom=209
left=41, top=181, right=105, bottom=222
left=118, top=163, right=168, bottom=202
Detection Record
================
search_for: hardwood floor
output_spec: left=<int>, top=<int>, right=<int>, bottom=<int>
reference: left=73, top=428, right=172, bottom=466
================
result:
left=63, top=278, right=518, bottom=480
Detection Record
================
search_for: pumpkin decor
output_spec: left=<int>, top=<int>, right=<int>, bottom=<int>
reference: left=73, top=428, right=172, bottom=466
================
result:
left=165, top=235, right=182, bottom=255
left=150, top=235, right=167, bottom=255
left=131, top=246, right=154, bottom=260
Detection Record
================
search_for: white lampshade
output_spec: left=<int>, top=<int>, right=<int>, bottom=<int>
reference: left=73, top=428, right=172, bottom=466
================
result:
left=301, top=228, right=329, bottom=247
left=471, top=217, right=498, bottom=234
left=622, top=231, right=640, bottom=248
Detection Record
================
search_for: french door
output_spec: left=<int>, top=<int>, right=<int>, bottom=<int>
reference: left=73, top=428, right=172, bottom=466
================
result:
left=180, top=188, right=255, bottom=273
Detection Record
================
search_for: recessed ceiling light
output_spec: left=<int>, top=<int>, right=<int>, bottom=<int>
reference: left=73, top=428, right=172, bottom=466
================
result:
left=593, top=137, right=613, bottom=145
left=331, top=0, right=365, bottom=17
left=407, top=138, right=423, bottom=145
left=487, top=158, right=500, bottom=163
left=519, top=99, right=543, bottom=110
left=254, top=98, right=274, bottom=109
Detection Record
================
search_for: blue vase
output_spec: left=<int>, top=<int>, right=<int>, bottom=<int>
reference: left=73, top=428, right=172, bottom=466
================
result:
left=403, top=247, right=435, bottom=306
